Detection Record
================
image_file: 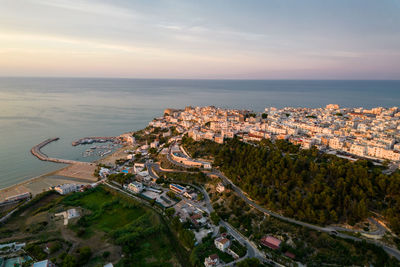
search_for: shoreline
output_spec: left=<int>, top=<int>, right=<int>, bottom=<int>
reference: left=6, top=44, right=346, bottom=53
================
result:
left=0, top=165, right=70, bottom=201
left=0, top=145, right=128, bottom=202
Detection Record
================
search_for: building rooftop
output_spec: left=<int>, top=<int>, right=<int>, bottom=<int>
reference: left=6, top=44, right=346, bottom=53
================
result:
left=261, top=236, right=281, bottom=250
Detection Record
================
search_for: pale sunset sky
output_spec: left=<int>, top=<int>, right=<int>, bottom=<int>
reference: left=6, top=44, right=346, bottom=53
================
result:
left=1, top=0, right=400, bottom=79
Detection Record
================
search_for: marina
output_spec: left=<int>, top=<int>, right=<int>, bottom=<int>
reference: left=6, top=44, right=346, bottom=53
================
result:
left=82, top=143, right=118, bottom=158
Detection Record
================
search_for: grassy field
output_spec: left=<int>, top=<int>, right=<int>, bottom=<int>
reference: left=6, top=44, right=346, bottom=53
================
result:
left=0, top=186, right=188, bottom=267
left=64, top=186, right=187, bottom=266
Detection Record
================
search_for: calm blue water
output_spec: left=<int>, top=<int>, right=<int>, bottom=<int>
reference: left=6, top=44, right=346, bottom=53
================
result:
left=0, top=78, right=399, bottom=189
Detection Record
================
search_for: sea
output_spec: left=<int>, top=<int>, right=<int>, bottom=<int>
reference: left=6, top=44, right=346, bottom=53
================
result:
left=0, top=78, right=400, bottom=189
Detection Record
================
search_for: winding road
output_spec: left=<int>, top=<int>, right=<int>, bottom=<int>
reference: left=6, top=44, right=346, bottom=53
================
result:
left=146, top=162, right=273, bottom=265
left=165, top=142, right=400, bottom=262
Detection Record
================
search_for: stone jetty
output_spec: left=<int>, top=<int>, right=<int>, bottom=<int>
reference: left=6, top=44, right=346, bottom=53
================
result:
left=31, top=138, right=84, bottom=164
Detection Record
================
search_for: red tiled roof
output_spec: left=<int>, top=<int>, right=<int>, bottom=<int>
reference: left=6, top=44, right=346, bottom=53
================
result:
left=217, top=238, right=229, bottom=244
left=191, top=213, right=202, bottom=220
left=209, top=254, right=219, bottom=260
left=261, top=236, right=281, bottom=250
left=284, top=251, right=295, bottom=259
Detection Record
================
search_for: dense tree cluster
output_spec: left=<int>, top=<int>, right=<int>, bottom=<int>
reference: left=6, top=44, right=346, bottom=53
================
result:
left=107, top=173, right=135, bottom=186
left=171, top=216, right=196, bottom=249
left=183, top=136, right=400, bottom=233
left=112, top=214, right=163, bottom=253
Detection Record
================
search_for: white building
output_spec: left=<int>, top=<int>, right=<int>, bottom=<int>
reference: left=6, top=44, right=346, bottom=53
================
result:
left=133, top=163, right=145, bottom=173
left=67, top=208, right=80, bottom=219
left=349, top=144, right=367, bottom=157
left=54, top=184, right=79, bottom=195
left=214, top=237, right=230, bottom=252
left=127, top=182, right=144, bottom=193
left=216, top=183, right=225, bottom=193
left=204, top=254, right=219, bottom=267
left=150, top=140, right=159, bottom=148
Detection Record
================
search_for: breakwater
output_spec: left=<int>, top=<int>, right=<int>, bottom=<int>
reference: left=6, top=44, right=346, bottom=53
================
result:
left=31, top=138, right=83, bottom=164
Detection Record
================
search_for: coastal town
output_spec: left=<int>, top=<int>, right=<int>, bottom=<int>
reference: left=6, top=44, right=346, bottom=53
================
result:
left=1, top=105, right=400, bottom=267
left=156, top=105, right=400, bottom=166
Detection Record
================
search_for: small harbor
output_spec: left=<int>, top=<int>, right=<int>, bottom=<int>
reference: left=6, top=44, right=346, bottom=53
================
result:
left=30, top=137, right=83, bottom=164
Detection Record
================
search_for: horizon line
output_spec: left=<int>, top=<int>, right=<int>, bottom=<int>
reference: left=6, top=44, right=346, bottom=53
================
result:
left=1, top=76, right=400, bottom=81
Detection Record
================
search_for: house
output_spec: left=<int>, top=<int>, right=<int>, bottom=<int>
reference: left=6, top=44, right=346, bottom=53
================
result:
left=150, top=140, right=159, bottom=148
left=214, top=237, right=230, bottom=252
left=54, top=184, right=79, bottom=195
left=67, top=208, right=80, bottom=219
left=32, top=259, right=56, bottom=267
left=120, top=134, right=135, bottom=145
left=137, top=170, right=151, bottom=181
left=191, top=213, right=202, bottom=226
left=99, top=167, right=110, bottom=178
left=127, top=182, right=144, bottom=193
left=261, top=236, right=281, bottom=250
left=204, top=254, right=219, bottom=267
left=133, top=163, right=145, bottom=173
left=284, top=251, right=295, bottom=259
left=203, top=162, right=212, bottom=169
left=216, top=183, right=225, bottom=193
left=183, top=191, right=197, bottom=200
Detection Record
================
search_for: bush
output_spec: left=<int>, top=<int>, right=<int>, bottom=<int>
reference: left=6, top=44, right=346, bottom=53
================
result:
left=210, top=212, right=220, bottom=225
left=62, top=254, right=77, bottom=267
left=26, top=243, right=47, bottom=260
left=76, top=246, right=92, bottom=265
left=102, top=251, right=111, bottom=259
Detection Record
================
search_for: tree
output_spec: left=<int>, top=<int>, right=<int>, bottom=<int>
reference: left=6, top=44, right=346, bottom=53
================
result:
left=62, top=254, right=77, bottom=267
left=77, top=246, right=92, bottom=265
left=210, top=211, right=221, bottom=225
left=237, top=258, right=261, bottom=267
left=102, top=251, right=110, bottom=259
left=219, top=226, right=227, bottom=234
left=181, top=229, right=195, bottom=249
left=183, top=137, right=400, bottom=233
left=165, top=207, right=175, bottom=217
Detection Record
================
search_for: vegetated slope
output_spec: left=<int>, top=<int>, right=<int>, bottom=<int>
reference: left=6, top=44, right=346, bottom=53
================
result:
left=182, top=136, right=400, bottom=233
left=62, top=186, right=188, bottom=266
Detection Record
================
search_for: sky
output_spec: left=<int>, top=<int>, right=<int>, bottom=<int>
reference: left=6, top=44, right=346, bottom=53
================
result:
left=0, top=0, right=400, bottom=79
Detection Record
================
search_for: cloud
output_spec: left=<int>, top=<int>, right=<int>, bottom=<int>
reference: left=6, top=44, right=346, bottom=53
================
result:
left=157, top=22, right=268, bottom=44
left=157, top=24, right=184, bottom=31
left=32, top=0, right=136, bottom=18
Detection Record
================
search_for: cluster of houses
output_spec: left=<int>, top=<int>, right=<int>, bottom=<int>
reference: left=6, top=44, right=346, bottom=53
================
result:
left=147, top=105, right=400, bottom=165
left=53, top=182, right=102, bottom=195
left=203, top=235, right=243, bottom=266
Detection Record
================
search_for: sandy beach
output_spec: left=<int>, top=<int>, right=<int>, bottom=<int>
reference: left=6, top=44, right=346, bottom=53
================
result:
left=95, top=145, right=132, bottom=166
left=0, top=163, right=98, bottom=202
left=0, top=145, right=131, bottom=202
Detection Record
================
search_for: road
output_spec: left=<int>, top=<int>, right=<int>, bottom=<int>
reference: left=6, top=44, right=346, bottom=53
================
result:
left=331, top=217, right=387, bottom=236
left=212, top=169, right=400, bottom=261
left=165, top=143, right=400, bottom=262
left=147, top=161, right=283, bottom=265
